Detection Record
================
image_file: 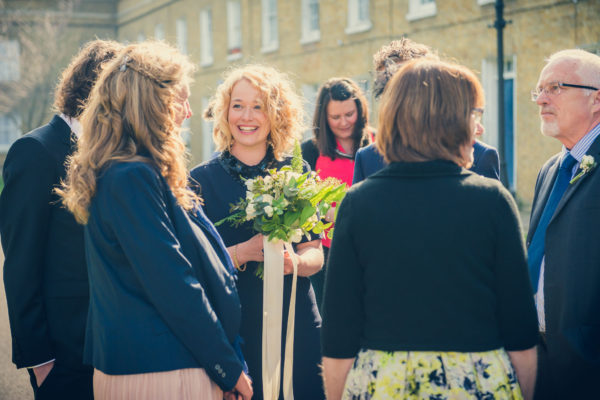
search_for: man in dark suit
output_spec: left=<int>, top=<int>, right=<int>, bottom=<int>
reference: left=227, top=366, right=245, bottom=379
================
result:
left=527, top=49, right=600, bottom=399
left=353, top=38, right=500, bottom=184
left=0, top=40, right=121, bottom=399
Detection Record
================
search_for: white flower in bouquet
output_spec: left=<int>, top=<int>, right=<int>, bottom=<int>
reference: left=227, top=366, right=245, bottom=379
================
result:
left=245, top=203, right=256, bottom=220
left=263, top=175, right=273, bottom=189
left=264, top=205, right=274, bottom=218
left=245, top=180, right=255, bottom=190
left=290, top=229, right=303, bottom=243
left=260, top=194, right=274, bottom=204
left=285, top=171, right=302, bottom=181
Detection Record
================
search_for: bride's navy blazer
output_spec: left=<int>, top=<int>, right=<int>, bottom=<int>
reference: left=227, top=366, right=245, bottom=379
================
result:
left=83, top=161, right=244, bottom=391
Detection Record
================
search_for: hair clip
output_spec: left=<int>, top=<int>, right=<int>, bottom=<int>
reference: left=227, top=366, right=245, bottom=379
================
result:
left=119, top=56, right=129, bottom=72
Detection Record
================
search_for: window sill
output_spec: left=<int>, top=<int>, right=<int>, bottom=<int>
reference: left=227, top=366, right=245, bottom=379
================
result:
left=260, top=42, right=279, bottom=54
left=227, top=52, right=243, bottom=61
left=406, top=6, right=436, bottom=22
left=200, top=58, right=214, bottom=67
left=300, top=32, right=320, bottom=45
left=344, top=21, right=372, bottom=35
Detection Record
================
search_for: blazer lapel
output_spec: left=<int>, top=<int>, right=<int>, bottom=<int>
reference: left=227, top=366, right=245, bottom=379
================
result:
left=529, top=157, right=561, bottom=235
left=551, top=136, right=600, bottom=223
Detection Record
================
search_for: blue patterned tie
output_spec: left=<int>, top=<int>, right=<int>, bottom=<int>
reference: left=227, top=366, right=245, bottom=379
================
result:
left=527, top=153, right=577, bottom=291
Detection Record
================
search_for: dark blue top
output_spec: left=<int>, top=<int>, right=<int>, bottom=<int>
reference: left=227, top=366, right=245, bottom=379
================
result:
left=471, top=140, right=500, bottom=180
left=190, top=151, right=325, bottom=400
left=353, top=140, right=500, bottom=184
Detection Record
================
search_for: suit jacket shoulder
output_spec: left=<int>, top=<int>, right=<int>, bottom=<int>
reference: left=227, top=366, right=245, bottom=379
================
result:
left=470, top=141, right=500, bottom=180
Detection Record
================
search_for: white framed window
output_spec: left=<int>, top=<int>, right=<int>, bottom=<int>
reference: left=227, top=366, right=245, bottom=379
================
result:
left=0, top=113, right=21, bottom=152
left=345, top=0, right=371, bottom=35
left=0, top=40, right=20, bottom=82
left=154, top=23, right=165, bottom=40
left=201, top=97, right=216, bottom=161
left=406, top=0, right=437, bottom=21
left=200, top=9, right=214, bottom=66
left=227, top=1, right=242, bottom=60
left=300, top=0, right=320, bottom=44
left=261, top=0, right=278, bottom=53
left=176, top=18, right=187, bottom=54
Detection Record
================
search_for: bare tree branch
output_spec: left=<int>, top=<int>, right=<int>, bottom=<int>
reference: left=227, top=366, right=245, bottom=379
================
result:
left=0, top=0, right=80, bottom=132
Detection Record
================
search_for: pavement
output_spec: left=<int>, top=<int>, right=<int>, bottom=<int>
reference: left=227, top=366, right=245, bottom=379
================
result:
left=0, top=246, right=33, bottom=400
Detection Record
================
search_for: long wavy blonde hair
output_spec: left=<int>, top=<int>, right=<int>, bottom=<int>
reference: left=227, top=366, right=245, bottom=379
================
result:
left=207, top=64, right=305, bottom=160
left=59, top=41, right=199, bottom=224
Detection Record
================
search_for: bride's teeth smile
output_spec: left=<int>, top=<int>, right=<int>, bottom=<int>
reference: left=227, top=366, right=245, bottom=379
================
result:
left=239, top=126, right=257, bottom=132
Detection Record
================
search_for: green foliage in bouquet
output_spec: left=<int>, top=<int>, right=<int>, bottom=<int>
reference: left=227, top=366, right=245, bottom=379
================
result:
left=216, top=142, right=347, bottom=244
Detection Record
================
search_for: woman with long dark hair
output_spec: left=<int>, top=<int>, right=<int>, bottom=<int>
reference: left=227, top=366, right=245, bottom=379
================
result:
left=301, top=77, right=373, bottom=309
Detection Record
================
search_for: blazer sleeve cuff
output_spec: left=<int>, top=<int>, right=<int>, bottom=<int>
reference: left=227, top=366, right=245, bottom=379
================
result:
left=205, top=356, right=244, bottom=392
left=12, top=335, right=55, bottom=370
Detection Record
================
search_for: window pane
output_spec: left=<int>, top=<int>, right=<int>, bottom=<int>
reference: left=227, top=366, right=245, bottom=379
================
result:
left=227, top=1, right=242, bottom=51
left=358, top=0, right=368, bottom=22
left=310, top=0, right=319, bottom=31
left=0, top=40, right=20, bottom=82
left=154, top=24, right=165, bottom=40
left=176, top=19, right=187, bottom=54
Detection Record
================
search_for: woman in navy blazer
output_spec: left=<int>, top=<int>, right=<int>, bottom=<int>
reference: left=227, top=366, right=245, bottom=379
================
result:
left=58, top=41, right=252, bottom=400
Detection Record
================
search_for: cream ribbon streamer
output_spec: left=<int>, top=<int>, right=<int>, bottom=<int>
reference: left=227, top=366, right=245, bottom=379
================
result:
left=262, top=238, right=298, bottom=400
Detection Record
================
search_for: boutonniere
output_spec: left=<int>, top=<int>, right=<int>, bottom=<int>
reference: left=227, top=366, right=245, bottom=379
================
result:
left=570, top=155, right=597, bottom=184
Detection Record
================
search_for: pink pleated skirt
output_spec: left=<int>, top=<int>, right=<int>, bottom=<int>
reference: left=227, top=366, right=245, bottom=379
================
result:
left=93, top=368, right=223, bottom=400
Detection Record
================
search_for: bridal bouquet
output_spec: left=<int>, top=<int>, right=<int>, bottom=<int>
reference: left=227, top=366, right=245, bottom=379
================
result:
left=216, top=143, right=347, bottom=243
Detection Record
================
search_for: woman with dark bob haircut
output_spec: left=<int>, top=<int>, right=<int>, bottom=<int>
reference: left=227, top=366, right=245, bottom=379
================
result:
left=321, top=58, right=539, bottom=400
left=301, top=77, right=372, bottom=310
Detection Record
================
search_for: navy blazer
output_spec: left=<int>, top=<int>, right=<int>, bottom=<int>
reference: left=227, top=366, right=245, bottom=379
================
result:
left=84, top=161, right=243, bottom=391
left=352, top=143, right=385, bottom=184
left=0, top=115, right=91, bottom=371
left=526, top=135, right=600, bottom=398
left=470, top=141, right=500, bottom=180
left=353, top=140, right=500, bottom=184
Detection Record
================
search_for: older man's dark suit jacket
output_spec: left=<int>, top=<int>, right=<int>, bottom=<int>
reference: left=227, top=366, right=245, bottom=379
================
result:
left=0, top=115, right=92, bottom=397
left=527, top=135, right=600, bottom=399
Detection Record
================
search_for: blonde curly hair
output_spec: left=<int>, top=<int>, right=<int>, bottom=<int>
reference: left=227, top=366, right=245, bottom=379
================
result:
left=207, top=64, right=305, bottom=160
left=58, top=41, right=199, bottom=224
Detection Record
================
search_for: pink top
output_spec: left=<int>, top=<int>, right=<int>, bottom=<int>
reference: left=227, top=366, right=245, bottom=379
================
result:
left=314, top=140, right=354, bottom=248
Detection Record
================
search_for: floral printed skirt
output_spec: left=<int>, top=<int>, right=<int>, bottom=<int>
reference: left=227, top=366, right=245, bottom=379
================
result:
left=342, top=348, right=523, bottom=400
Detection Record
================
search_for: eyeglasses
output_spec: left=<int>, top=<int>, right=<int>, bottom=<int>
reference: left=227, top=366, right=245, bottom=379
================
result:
left=471, top=108, right=484, bottom=125
left=531, top=82, right=599, bottom=101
